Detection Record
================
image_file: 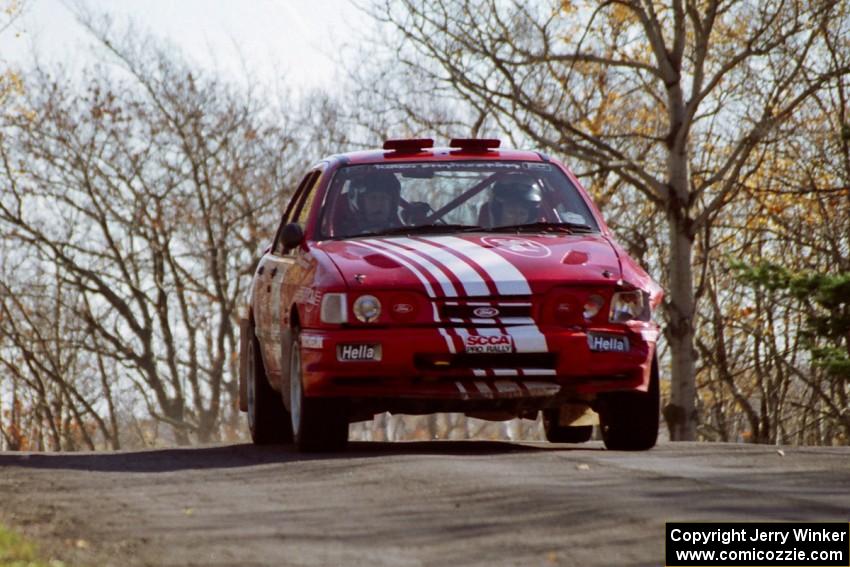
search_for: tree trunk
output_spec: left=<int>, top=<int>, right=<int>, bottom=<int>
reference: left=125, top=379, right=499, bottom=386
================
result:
left=659, top=65, right=699, bottom=441
left=665, top=205, right=698, bottom=440
left=166, top=400, right=191, bottom=446
left=172, top=426, right=191, bottom=446
left=196, top=414, right=215, bottom=444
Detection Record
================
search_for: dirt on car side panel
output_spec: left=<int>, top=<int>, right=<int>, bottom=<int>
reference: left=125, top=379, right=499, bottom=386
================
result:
left=252, top=253, right=295, bottom=389
left=281, top=248, right=331, bottom=330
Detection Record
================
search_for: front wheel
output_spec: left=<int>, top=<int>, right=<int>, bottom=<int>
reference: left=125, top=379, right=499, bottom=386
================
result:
left=598, top=355, right=660, bottom=451
left=289, top=330, right=349, bottom=452
left=246, top=328, right=293, bottom=445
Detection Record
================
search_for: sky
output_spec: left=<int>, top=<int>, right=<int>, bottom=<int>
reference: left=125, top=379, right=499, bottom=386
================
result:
left=0, top=0, right=365, bottom=91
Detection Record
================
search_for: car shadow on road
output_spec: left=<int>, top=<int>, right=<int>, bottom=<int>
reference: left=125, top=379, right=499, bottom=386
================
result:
left=0, top=440, right=601, bottom=474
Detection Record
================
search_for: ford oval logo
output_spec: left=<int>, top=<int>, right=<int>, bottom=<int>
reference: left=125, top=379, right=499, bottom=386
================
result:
left=393, top=303, right=414, bottom=314
left=473, top=306, right=500, bottom=318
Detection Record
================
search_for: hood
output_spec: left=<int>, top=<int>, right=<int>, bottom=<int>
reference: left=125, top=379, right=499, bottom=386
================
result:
left=316, top=233, right=621, bottom=297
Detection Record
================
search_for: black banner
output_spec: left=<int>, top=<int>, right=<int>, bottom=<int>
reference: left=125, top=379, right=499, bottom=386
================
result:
left=666, top=522, right=849, bottom=566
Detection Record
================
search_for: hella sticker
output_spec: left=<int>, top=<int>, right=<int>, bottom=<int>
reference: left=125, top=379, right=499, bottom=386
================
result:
left=587, top=333, right=629, bottom=353
left=337, top=344, right=382, bottom=362
left=464, top=335, right=513, bottom=354
left=472, top=306, right=500, bottom=318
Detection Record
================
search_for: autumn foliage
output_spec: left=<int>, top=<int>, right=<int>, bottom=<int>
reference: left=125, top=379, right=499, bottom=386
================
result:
left=1, top=2, right=849, bottom=448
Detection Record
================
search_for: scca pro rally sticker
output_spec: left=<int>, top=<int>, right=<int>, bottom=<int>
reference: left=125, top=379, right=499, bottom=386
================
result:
left=480, top=236, right=551, bottom=258
left=464, top=335, right=514, bottom=354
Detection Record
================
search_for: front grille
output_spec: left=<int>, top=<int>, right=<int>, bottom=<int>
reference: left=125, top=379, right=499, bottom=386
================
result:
left=414, top=352, right=557, bottom=371
left=440, top=301, right=532, bottom=320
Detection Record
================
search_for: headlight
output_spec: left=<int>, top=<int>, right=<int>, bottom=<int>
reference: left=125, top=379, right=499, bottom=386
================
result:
left=583, top=294, right=605, bottom=320
left=353, top=295, right=381, bottom=323
left=609, top=290, right=649, bottom=322
left=320, top=293, right=348, bottom=324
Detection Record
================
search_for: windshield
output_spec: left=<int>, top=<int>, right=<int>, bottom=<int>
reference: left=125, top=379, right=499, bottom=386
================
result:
left=317, top=161, right=599, bottom=239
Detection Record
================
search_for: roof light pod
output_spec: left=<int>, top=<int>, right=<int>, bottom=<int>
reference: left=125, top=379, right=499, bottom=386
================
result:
left=382, top=139, right=434, bottom=153
left=449, top=138, right=501, bottom=151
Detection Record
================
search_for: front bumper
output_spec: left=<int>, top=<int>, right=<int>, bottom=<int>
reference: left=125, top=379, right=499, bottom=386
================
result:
left=299, top=322, right=657, bottom=401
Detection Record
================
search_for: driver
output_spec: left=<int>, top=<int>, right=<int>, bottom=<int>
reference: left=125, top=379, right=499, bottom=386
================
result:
left=487, top=177, right=543, bottom=226
left=348, top=171, right=402, bottom=234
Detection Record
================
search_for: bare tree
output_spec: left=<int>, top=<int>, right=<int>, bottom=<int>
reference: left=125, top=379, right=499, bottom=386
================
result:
left=357, top=0, right=850, bottom=439
left=0, top=25, right=303, bottom=443
left=0, top=258, right=121, bottom=450
left=693, top=42, right=850, bottom=444
left=0, top=0, right=26, bottom=112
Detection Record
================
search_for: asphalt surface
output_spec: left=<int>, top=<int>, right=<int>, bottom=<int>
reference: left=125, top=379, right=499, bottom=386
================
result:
left=1, top=441, right=849, bottom=567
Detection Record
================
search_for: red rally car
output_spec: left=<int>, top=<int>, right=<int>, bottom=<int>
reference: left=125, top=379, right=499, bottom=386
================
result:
left=239, top=138, right=663, bottom=451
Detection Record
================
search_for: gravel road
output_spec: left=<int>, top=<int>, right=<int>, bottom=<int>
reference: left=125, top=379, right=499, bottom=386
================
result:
left=1, top=441, right=849, bottom=567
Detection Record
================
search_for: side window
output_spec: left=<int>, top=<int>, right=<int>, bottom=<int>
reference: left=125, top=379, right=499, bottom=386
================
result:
left=272, top=170, right=321, bottom=255
left=292, top=171, right=321, bottom=226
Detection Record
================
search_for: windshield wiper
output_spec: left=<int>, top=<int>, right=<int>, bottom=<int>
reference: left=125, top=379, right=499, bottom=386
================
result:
left=487, top=221, right=594, bottom=234
left=352, top=223, right=485, bottom=238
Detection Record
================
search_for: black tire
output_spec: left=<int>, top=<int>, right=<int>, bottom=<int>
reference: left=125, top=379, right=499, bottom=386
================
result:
left=543, top=410, right=594, bottom=443
left=598, top=355, right=660, bottom=451
left=289, top=330, right=349, bottom=452
left=246, top=328, right=293, bottom=444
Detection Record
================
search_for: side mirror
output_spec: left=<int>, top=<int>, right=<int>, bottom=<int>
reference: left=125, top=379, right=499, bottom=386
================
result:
left=282, top=223, right=304, bottom=251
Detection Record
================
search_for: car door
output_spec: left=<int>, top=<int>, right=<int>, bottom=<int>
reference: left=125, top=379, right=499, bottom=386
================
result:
left=254, top=168, right=323, bottom=388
